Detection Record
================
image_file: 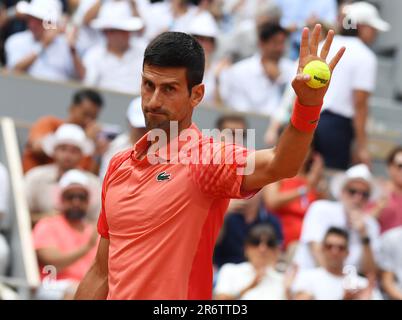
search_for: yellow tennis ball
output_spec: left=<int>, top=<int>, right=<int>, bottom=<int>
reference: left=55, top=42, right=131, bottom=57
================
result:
left=303, top=60, right=331, bottom=89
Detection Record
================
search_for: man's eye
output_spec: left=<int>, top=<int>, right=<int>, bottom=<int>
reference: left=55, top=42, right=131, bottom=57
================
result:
left=165, top=86, right=174, bottom=92
left=144, top=81, right=153, bottom=89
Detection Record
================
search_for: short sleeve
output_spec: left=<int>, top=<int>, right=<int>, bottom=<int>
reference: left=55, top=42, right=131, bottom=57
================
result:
left=32, top=218, right=58, bottom=250
left=28, top=116, right=63, bottom=143
left=97, top=150, right=131, bottom=239
left=379, top=232, right=395, bottom=272
left=189, top=140, right=257, bottom=199
left=351, top=53, right=377, bottom=92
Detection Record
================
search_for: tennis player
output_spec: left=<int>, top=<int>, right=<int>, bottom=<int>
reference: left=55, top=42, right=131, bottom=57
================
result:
left=75, top=24, right=345, bottom=300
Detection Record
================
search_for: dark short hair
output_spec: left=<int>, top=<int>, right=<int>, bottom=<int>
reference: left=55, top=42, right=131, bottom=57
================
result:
left=258, top=22, right=288, bottom=43
left=71, top=89, right=104, bottom=109
left=143, top=32, right=205, bottom=92
left=245, top=224, right=279, bottom=247
left=216, top=114, right=248, bottom=131
left=323, top=227, right=349, bottom=245
left=386, top=146, right=402, bottom=166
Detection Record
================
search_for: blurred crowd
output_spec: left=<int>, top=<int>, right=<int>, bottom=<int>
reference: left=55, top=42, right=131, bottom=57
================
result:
left=0, top=0, right=402, bottom=301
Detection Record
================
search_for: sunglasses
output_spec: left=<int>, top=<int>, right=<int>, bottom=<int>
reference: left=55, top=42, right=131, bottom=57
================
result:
left=248, top=237, right=277, bottom=248
left=324, top=243, right=347, bottom=252
left=63, top=192, right=89, bottom=202
left=346, top=187, right=370, bottom=200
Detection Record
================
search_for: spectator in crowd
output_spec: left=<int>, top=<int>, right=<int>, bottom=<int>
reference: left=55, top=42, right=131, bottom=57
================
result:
left=379, top=226, right=402, bottom=300
left=22, top=88, right=103, bottom=173
left=263, top=152, right=327, bottom=253
left=293, top=164, right=380, bottom=275
left=214, top=225, right=287, bottom=300
left=0, top=162, right=10, bottom=276
left=32, top=169, right=98, bottom=300
left=213, top=114, right=283, bottom=268
left=314, top=2, right=390, bottom=170
left=99, top=97, right=147, bottom=179
left=0, top=0, right=27, bottom=65
left=82, top=1, right=145, bottom=94
left=25, top=124, right=101, bottom=224
left=292, top=227, right=380, bottom=300
left=374, top=147, right=402, bottom=233
left=5, top=0, right=85, bottom=81
left=274, top=0, right=338, bottom=60
left=219, top=22, right=295, bottom=116
left=188, top=11, right=228, bottom=106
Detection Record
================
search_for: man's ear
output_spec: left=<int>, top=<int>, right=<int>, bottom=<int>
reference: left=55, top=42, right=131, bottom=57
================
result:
left=190, top=83, right=205, bottom=108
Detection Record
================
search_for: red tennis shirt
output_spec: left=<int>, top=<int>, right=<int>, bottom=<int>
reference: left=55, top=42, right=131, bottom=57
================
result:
left=98, top=123, right=255, bottom=299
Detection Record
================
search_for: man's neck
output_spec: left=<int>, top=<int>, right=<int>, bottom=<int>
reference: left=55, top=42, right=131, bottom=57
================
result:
left=108, top=44, right=129, bottom=58
left=64, top=216, right=85, bottom=231
left=325, top=265, right=343, bottom=276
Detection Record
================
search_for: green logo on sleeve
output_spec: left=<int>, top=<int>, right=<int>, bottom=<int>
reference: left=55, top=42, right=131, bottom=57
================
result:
left=156, top=171, right=171, bottom=182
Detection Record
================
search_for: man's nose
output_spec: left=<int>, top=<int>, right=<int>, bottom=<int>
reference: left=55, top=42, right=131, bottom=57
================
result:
left=147, top=89, right=163, bottom=111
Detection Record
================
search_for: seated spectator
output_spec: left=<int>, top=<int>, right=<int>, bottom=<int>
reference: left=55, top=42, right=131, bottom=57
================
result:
left=263, top=153, right=327, bottom=252
left=22, top=88, right=103, bottom=173
left=292, top=227, right=380, bottom=300
left=214, top=224, right=287, bottom=300
left=219, top=22, right=295, bottom=116
left=293, top=164, right=380, bottom=275
left=33, top=169, right=98, bottom=300
left=83, top=1, right=145, bottom=94
left=25, top=124, right=101, bottom=223
left=5, top=0, right=85, bottom=81
left=379, top=226, right=402, bottom=300
left=375, top=147, right=402, bottom=233
left=99, top=97, right=147, bottom=179
left=0, top=162, right=10, bottom=276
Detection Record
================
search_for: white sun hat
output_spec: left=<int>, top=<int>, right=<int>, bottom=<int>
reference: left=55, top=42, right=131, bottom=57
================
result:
left=127, top=97, right=146, bottom=128
left=343, top=1, right=391, bottom=32
left=42, top=124, right=94, bottom=157
left=187, top=12, right=219, bottom=39
left=330, top=164, right=379, bottom=200
left=91, top=1, right=144, bottom=32
left=59, top=169, right=90, bottom=193
left=16, top=0, right=62, bottom=23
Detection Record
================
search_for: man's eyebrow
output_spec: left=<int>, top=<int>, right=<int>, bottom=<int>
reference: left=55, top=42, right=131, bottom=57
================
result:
left=141, top=74, right=181, bottom=86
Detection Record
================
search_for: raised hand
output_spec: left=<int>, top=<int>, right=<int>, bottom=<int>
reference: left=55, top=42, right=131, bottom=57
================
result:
left=292, top=24, right=346, bottom=106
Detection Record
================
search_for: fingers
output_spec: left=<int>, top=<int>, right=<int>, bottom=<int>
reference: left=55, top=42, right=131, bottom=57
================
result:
left=309, top=24, right=321, bottom=56
left=329, top=46, right=346, bottom=71
left=299, top=27, right=310, bottom=61
left=320, top=29, right=335, bottom=60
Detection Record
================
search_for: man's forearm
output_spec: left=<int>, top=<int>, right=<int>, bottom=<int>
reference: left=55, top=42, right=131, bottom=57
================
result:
left=75, top=263, right=108, bottom=300
left=353, top=102, right=368, bottom=150
left=382, top=271, right=402, bottom=300
left=13, top=53, right=39, bottom=73
left=360, top=242, right=377, bottom=275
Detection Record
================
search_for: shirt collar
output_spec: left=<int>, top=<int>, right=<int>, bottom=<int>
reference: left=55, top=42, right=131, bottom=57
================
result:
left=131, top=123, right=202, bottom=164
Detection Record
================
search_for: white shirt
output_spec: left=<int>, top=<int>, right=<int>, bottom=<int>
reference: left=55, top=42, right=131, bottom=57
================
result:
left=292, top=267, right=380, bottom=300
left=0, top=163, right=9, bottom=225
left=322, top=35, right=377, bottom=118
left=219, top=54, right=296, bottom=116
left=379, top=227, right=402, bottom=292
left=99, top=133, right=132, bottom=180
left=24, top=164, right=102, bottom=221
left=214, top=262, right=286, bottom=300
left=5, top=31, right=76, bottom=81
left=294, top=200, right=380, bottom=270
left=83, top=42, right=145, bottom=94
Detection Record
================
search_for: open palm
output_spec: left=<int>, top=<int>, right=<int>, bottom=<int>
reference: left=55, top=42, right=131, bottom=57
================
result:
left=292, top=24, right=346, bottom=106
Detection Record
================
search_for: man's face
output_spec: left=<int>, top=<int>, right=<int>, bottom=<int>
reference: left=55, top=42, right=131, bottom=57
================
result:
left=141, top=64, right=204, bottom=132
left=388, top=152, right=402, bottom=188
left=70, top=99, right=100, bottom=128
left=61, top=186, right=89, bottom=221
left=53, top=144, right=83, bottom=171
left=341, top=179, right=371, bottom=211
left=104, top=29, right=130, bottom=50
left=358, top=24, right=378, bottom=45
left=322, top=234, right=349, bottom=270
left=245, top=235, right=279, bottom=269
left=27, top=16, right=44, bottom=40
left=259, top=32, right=287, bottom=61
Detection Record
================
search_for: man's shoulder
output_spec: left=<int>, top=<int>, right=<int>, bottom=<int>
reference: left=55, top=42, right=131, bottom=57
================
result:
left=83, top=44, right=106, bottom=61
left=106, top=149, right=133, bottom=172
left=32, top=115, right=64, bottom=129
left=5, top=30, right=32, bottom=47
left=308, top=199, right=342, bottom=214
left=381, top=226, right=402, bottom=244
left=33, top=214, right=65, bottom=232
